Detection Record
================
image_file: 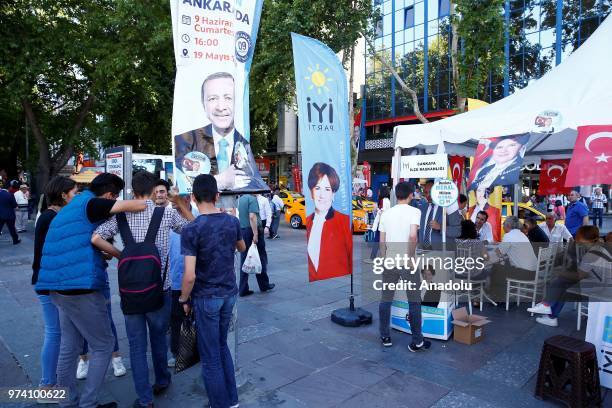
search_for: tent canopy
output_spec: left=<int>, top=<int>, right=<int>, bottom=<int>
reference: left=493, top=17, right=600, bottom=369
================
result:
left=393, top=15, right=612, bottom=161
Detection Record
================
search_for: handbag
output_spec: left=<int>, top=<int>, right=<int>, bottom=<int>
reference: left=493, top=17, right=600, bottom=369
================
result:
left=242, top=243, right=262, bottom=274
left=175, top=312, right=200, bottom=373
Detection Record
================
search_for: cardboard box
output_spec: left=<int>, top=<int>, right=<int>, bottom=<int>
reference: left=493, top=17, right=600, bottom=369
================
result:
left=451, top=307, right=491, bottom=345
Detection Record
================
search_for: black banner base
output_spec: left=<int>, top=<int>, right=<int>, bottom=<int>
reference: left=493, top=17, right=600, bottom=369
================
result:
left=331, top=307, right=373, bottom=327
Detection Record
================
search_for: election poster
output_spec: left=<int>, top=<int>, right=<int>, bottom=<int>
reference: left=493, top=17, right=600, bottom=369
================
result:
left=292, top=33, right=352, bottom=282
left=400, top=153, right=448, bottom=179
left=467, top=133, right=530, bottom=191
left=170, top=0, right=269, bottom=194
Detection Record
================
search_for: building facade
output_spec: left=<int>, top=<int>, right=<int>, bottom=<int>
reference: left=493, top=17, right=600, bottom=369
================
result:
left=360, top=0, right=611, bottom=196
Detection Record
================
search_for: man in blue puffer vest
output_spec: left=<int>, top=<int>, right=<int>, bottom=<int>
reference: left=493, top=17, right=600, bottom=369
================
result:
left=36, top=173, right=146, bottom=408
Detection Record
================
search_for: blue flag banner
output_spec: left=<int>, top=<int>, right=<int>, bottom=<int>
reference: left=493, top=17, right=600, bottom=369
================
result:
left=169, top=0, right=268, bottom=194
left=291, top=33, right=352, bottom=282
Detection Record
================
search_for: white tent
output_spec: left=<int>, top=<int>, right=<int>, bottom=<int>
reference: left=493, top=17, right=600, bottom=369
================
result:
left=393, top=14, right=612, bottom=162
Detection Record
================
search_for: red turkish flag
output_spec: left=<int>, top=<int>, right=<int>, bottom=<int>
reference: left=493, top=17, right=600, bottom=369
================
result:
left=565, top=125, right=612, bottom=187
left=539, top=159, right=571, bottom=195
left=449, top=156, right=464, bottom=192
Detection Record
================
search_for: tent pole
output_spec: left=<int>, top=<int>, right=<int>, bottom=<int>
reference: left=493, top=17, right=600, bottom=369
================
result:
left=513, top=183, right=519, bottom=217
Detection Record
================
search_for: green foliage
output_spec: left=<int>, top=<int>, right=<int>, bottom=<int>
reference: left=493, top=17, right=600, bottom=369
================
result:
left=453, top=0, right=506, bottom=101
left=249, top=0, right=374, bottom=154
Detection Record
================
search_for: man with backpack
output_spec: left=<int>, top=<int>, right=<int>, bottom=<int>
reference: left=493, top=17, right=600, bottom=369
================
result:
left=91, top=171, right=194, bottom=408
left=36, top=173, right=146, bottom=408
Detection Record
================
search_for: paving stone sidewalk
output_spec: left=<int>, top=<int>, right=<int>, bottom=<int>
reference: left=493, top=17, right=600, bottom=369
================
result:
left=0, top=220, right=609, bottom=407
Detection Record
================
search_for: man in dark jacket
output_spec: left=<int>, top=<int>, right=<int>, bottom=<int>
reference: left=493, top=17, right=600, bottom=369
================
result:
left=0, top=183, right=20, bottom=244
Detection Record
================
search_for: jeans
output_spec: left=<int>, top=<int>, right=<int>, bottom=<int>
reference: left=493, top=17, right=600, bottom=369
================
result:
left=592, top=208, right=604, bottom=228
left=369, top=231, right=380, bottom=259
left=0, top=218, right=19, bottom=243
left=270, top=212, right=280, bottom=237
left=378, top=268, right=423, bottom=344
left=83, top=287, right=119, bottom=354
left=545, top=276, right=580, bottom=318
left=193, top=295, right=238, bottom=408
left=51, top=291, right=114, bottom=408
left=38, top=294, right=61, bottom=386
left=124, top=290, right=172, bottom=406
left=239, top=227, right=271, bottom=293
left=15, top=208, right=28, bottom=231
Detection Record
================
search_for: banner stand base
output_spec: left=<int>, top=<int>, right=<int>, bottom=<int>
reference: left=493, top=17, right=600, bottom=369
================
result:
left=331, top=296, right=372, bottom=327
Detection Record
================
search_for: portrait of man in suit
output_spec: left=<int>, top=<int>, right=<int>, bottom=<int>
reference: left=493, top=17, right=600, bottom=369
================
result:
left=174, top=71, right=268, bottom=192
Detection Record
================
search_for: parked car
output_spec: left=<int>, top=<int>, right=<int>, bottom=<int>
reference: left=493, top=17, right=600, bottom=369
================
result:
left=352, top=195, right=376, bottom=212
left=284, top=198, right=370, bottom=233
left=279, top=190, right=304, bottom=212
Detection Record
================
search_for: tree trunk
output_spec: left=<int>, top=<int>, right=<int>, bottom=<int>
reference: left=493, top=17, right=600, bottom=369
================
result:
left=451, top=2, right=466, bottom=112
left=22, top=93, right=96, bottom=195
left=21, top=99, right=51, bottom=196
left=364, top=36, right=429, bottom=124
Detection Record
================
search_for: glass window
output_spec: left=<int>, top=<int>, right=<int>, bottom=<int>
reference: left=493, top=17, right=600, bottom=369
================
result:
left=439, top=0, right=450, bottom=17
left=404, top=6, right=415, bottom=28
left=395, top=9, right=404, bottom=32
left=415, top=2, right=425, bottom=25
left=375, top=16, right=383, bottom=38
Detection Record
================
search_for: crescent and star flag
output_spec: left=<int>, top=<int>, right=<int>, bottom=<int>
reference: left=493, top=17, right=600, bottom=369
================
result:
left=169, top=0, right=269, bottom=194
left=292, top=33, right=352, bottom=282
left=565, top=125, right=612, bottom=187
left=539, top=159, right=571, bottom=195
left=449, top=156, right=464, bottom=193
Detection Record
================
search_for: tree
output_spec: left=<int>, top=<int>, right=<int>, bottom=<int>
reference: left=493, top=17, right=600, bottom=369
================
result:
left=0, top=0, right=175, bottom=193
left=452, top=0, right=506, bottom=112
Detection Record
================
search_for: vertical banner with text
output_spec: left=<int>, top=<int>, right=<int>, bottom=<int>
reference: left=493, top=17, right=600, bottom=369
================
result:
left=170, top=0, right=269, bottom=194
left=292, top=33, right=352, bottom=282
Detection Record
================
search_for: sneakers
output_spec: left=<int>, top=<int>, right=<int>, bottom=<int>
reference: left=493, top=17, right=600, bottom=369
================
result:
left=381, top=337, right=392, bottom=347
left=167, top=356, right=176, bottom=368
left=408, top=340, right=432, bottom=352
left=112, top=356, right=127, bottom=377
left=76, top=359, right=89, bottom=380
left=527, top=302, right=552, bottom=315
left=536, top=316, right=559, bottom=327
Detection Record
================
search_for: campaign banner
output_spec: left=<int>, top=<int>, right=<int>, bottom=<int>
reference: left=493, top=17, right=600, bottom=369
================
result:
left=539, top=159, right=571, bottom=195
left=400, top=153, right=448, bottom=179
left=467, top=134, right=530, bottom=191
left=170, top=0, right=269, bottom=194
left=467, top=172, right=502, bottom=243
left=291, top=33, right=352, bottom=282
left=565, top=125, right=612, bottom=187
left=586, top=303, right=612, bottom=389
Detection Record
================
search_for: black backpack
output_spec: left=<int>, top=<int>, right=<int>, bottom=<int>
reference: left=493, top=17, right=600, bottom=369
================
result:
left=116, top=207, right=167, bottom=315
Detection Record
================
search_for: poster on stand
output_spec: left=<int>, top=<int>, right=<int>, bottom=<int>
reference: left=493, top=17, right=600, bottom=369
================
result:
left=292, top=33, right=352, bottom=282
left=586, top=303, right=612, bottom=389
left=467, top=184, right=502, bottom=243
left=169, top=0, right=269, bottom=194
left=467, top=134, right=530, bottom=191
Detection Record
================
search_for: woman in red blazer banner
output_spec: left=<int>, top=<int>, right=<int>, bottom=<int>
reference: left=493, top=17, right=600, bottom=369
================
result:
left=467, top=186, right=501, bottom=242
left=305, top=162, right=353, bottom=282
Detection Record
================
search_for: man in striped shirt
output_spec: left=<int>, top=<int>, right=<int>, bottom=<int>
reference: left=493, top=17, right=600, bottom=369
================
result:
left=590, top=187, right=607, bottom=228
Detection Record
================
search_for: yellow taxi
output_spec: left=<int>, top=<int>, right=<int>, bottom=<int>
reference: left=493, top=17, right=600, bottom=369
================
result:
left=352, top=195, right=376, bottom=212
left=500, top=202, right=563, bottom=237
left=285, top=198, right=370, bottom=233
left=278, top=190, right=304, bottom=212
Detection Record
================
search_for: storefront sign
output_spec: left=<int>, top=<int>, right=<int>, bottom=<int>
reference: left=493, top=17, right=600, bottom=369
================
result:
left=400, top=153, right=448, bottom=179
left=105, top=146, right=133, bottom=199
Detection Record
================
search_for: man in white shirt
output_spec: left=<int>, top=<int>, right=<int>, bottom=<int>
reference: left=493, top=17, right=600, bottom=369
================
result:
left=539, top=212, right=572, bottom=243
left=14, top=184, right=30, bottom=232
left=590, top=187, right=607, bottom=228
left=269, top=188, right=284, bottom=239
left=490, top=216, right=538, bottom=302
left=256, top=194, right=272, bottom=282
left=474, top=210, right=495, bottom=243
left=378, top=182, right=431, bottom=352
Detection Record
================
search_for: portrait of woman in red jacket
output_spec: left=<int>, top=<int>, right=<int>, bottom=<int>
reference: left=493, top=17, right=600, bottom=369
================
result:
left=305, top=162, right=353, bottom=282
